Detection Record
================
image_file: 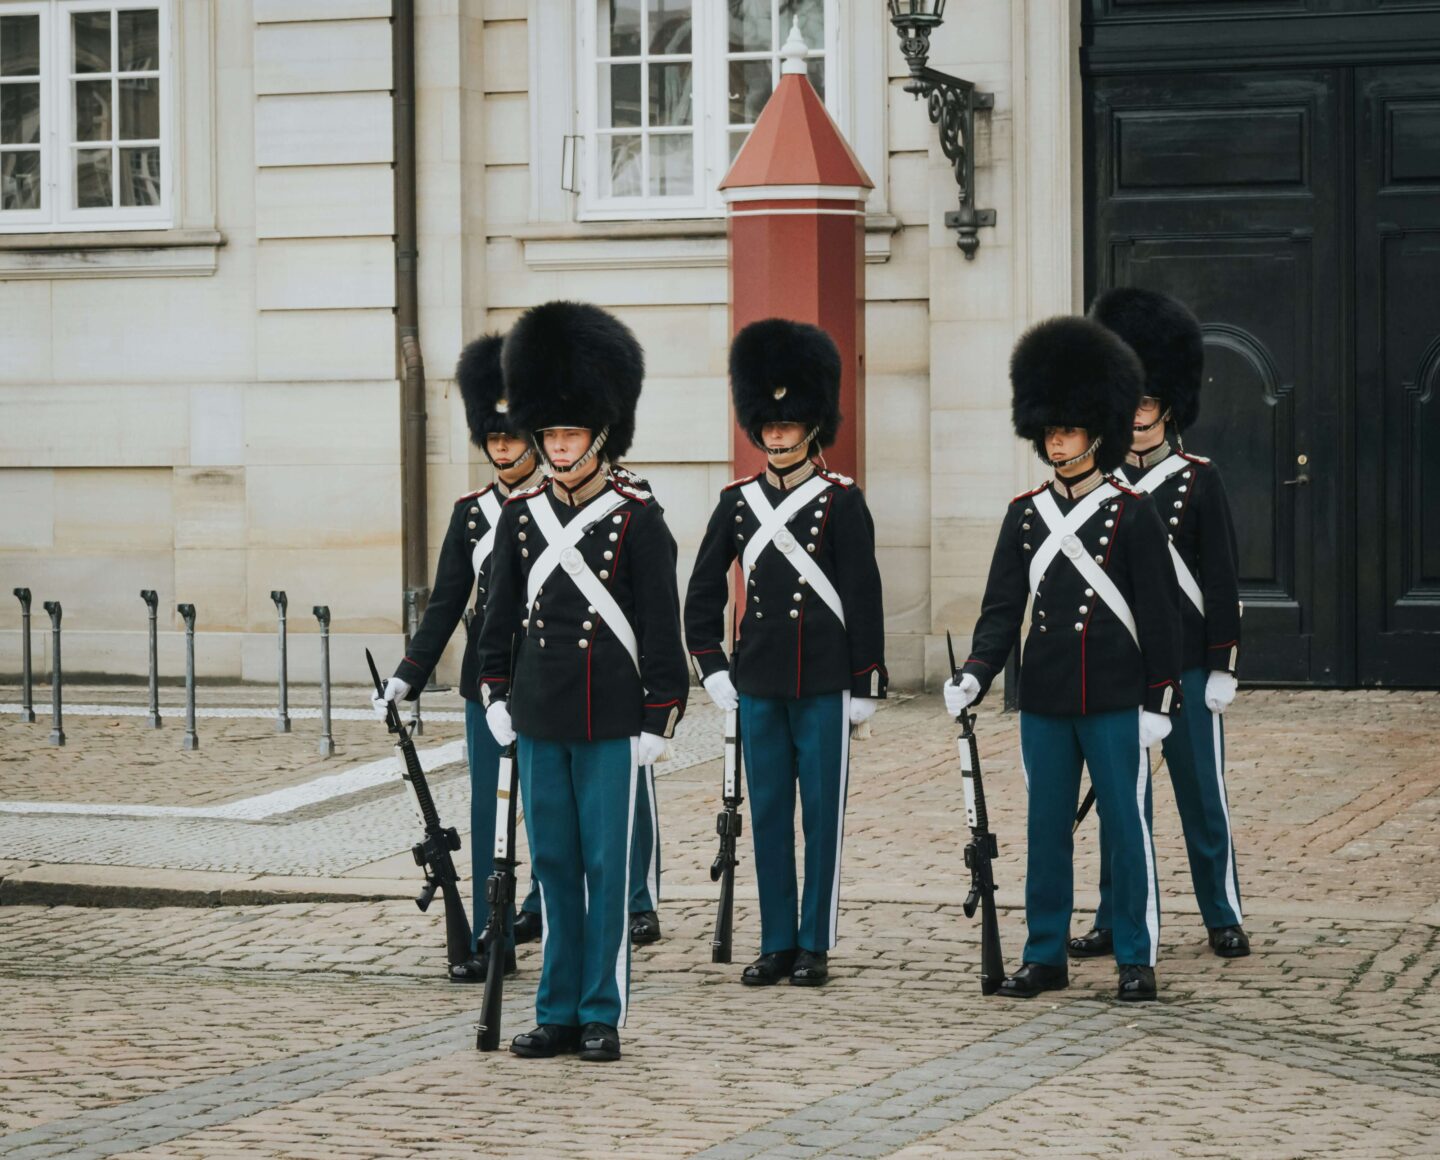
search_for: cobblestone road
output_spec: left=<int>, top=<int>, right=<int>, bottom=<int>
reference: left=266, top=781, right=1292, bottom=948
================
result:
left=0, top=689, right=1437, bottom=1157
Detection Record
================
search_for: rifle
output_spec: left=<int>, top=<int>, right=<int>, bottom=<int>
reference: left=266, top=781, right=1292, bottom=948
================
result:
left=366, top=648, right=472, bottom=976
left=710, top=596, right=745, bottom=964
left=948, top=632, right=1006, bottom=996
left=477, top=640, right=521, bottom=1051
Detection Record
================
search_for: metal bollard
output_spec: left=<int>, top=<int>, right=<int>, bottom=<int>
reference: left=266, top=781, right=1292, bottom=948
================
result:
left=140, top=590, right=162, bottom=729
left=313, top=605, right=335, bottom=758
left=42, top=600, right=64, bottom=746
left=270, top=590, right=292, bottom=733
left=403, top=587, right=425, bottom=736
left=178, top=603, right=199, bottom=751
left=13, top=588, right=35, bottom=723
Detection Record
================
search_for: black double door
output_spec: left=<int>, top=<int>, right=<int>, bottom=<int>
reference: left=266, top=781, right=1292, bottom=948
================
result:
left=1087, top=63, right=1440, bottom=687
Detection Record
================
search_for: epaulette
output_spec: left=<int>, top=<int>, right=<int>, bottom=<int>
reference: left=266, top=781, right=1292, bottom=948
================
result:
left=454, top=485, right=490, bottom=505
left=819, top=468, right=855, bottom=489
left=1108, top=477, right=1143, bottom=499
left=722, top=472, right=761, bottom=491
left=1179, top=450, right=1212, bottom=466
left=612, top=478, right=652, bottom=504
left=504, top=478, right=549, bottom=505
left=1012, top=483, right=1047, bottom=503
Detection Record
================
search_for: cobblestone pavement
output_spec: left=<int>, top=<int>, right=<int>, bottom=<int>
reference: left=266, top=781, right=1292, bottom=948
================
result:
left=0, top=690, right=1437, bottom=1157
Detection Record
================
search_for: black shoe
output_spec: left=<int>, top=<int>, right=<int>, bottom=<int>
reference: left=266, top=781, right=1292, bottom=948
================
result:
left=790, top=949, right=829, bottom=987
left=741, top=949, right=798, bottom=986
left=509, top=1024, right=579, bottom=1058
left=449, top=945, right=517, bottom=984
left=997, top=962, right=1069, bottom=999
left=1067, top=927, right=1114, bottom=959
left=1208, top=925, right=1251, bottom=958
left=629, top=910, right=661, bottom=946
left=1117, top=963, right=1157, bottom=1002
left=578, top=1022, right=621, bottom=1062
left=513, top=909, right=543, bottom=946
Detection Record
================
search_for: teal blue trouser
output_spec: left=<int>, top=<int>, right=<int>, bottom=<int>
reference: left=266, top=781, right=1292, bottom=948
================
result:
left=1020, top=708, right=1159, bottom=968
left=464, top=702, right=538, bottom=951
left=740, top=690, right=850, bottom=955
left=1095, top=667, right=1242, bottom=932
left=629, top=762, right=661, bottom=913
left=518, top=733, right=636, bottom=1029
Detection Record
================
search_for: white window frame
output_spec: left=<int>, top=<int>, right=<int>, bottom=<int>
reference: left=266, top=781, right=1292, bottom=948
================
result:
left=574, top=0, right=844, bottom=222
left=0, top=0, right=173, bottom=234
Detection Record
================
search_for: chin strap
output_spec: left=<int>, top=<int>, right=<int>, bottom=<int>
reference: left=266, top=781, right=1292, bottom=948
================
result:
left=487, top=444, right=534, bottom=473
left=751, top=425, right=819, bottom=457
left=536, top=425, right=611, bottom=477
left=1054, top=434, right=1103, bottom=470
left=1133, top=407, right=1171, bottom=435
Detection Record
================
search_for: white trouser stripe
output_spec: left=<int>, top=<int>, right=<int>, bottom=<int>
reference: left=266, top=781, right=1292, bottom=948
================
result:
left=645, top=763, right=660, bottom=905
left=615, top=738, right=638, bottom=1027
left=828, top=691, right=852, bottom=950
left=1136, top=714, right=1159, bottom=967
left=1212, top=710, right=1243, bottom=923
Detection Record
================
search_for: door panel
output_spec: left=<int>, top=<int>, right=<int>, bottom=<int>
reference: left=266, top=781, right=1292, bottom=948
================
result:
left=1088, top=69, right=1346, bottom=683
left=1355, top=65, right=1440, bottom=684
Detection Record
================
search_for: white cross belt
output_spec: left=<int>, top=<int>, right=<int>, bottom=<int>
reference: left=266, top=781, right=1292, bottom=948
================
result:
left=739, top=477, right=845, bottom=626
left=1031, top=485, right=1138, bottom=647
left=472, top=488, right=503, bottom=575
left=1129, top=455, right=1205, bottom=616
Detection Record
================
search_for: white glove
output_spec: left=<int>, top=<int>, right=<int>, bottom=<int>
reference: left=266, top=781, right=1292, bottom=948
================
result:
left=849, top=698, right=877, bottom=727
left=943, top=674, right=980, bottom=717
left=1139, top=710, right=1172, bottom=749
left=371, top=676, right=410, bottom=720
left=637, top=732, right=667, bottom=765
left=1205, top=671, right=1238, bottom=714
left=702, top=670, right=739, bottom=712
left=486, top=700, right=516, bottom=747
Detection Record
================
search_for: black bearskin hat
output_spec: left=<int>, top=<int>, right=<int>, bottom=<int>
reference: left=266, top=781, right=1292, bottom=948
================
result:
left=1010, top=316, right=1144, bottom=474
left=730, top=318, right=842, bottom=449
left=1089, top=287, right=1204, bottom=432
left=455, top=333, right=521, bottom=447
left=502, top=300, right=645, bottom=460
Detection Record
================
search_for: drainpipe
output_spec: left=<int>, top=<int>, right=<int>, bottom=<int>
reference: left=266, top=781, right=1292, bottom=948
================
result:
left=393, top=0, right=428, bottom=616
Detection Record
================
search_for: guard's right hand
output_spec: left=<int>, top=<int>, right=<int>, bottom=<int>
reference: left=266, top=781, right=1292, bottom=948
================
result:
left=943, top=674, right=980, bottom=717
left=486, top=700, right=516, bottom=747
left=371, top=676, right=410, bottom=720
left=702, top=671, right=739, bottom=712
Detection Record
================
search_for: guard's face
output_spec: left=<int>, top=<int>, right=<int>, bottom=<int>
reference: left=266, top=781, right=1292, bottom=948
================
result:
left=1045, top=426, right=1090, bottom=464
left=762, top=422, right=808, bottom=452
left=1134, top=395, right=1164, bottom=432
left=542, top=428, right=593, bottom=469
left=486, top=433, right=528, bottom=465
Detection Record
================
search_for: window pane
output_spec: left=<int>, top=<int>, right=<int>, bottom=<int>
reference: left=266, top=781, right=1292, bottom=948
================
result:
left=73, top=11, right=112, bottom=73
left=648, top=62, right=691, bottom=126
left=779, top=0, right=824, bottom=48
left=119, top=145, right=161, bottom=205
left=0, top=15, right=41, bottom=76
left=649, top=132, right=692, bottom=196
left=119, top=77, right=159, bottom=139
left=728, top=59, right=771, bottom=125
left=648, top=0, right=690, bottom=54
left=599, top=64, right=640, bottom=129
left=75, top=147, right=113, bottom=207
left=1, top=149, right=40, bottom=210
left=729, top=129, right=749, bottom=163
left=807, top=57, right=824, bottom=100
left=600, top=0, right=640, bottom=57
left=118, top=9, right=160, bottom=72
left=603, top=134, right=642, bottom=198
left=1, top=83, right=40, bottom=144
left=75, top=79, right=112, bottom=141
left=728, top=0, right=770, bottom=52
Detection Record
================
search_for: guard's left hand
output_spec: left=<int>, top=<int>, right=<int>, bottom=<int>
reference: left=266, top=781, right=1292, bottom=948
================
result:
left=1204, top=671, right=1238, bottom=714
left=637, top=732, right=668, bottom=765
left=848, top=698, right=878, bottom=727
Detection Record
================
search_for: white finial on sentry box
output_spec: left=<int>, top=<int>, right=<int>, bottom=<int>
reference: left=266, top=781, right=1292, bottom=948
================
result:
left=780, top=16, right=808, bottom=75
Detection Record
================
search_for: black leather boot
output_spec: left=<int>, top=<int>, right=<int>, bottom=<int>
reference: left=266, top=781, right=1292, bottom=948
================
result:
left=741, top=949, right=798, bottom=986
left=448, top=944, right=517, bottom=984
left=629, top=910, right=661, bottom=946
left=510, top=1024, right=579, bottom=1058
left=1208, top=925, right=1250, bottom=958
left=1117, top=963, right=1157, bottom=1002
left=790, top=949, right=829, bottom=987
left=1067, top=927, right=1114, bottom=959
left=513, top=909, right=543, bottom=946
left=578, top=1022, right=621, bottom=1062
left=997, top=962, right=1069, bottom=998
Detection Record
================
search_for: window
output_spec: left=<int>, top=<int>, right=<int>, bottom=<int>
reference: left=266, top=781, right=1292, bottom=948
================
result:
left=0, top=1, right=171, bottom=233
left=577, top=0, right=836, bottom=220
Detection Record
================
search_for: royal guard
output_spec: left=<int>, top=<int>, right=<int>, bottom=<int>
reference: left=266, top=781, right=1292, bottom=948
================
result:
left=944, top=317, right=1182, bottom=1002
left=475, top=300, right=688, bottom=1062
left=371, top=332, right=542, bottom=981
left=1073, top=287, right=1248, bottom=960
left=684, top=318, right=886, bottom=989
